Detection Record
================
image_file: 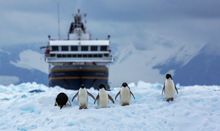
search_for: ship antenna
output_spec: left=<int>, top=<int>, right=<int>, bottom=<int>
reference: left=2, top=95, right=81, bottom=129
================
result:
left=84, top=13, right=87, bottom=24
left=57, top=1, right=61, bottom=39
left=84, top=13, right=87, bottom=31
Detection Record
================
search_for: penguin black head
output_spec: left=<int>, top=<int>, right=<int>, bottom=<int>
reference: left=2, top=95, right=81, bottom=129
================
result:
left=166, top=74, right=172, bottom=79
left=99, top=84, right=106, bottom=90
left=55, top=92, right=68, bottom=109
left=80, top=84, right=85, bottom=89
left=122, top=82, right=128, bottom=88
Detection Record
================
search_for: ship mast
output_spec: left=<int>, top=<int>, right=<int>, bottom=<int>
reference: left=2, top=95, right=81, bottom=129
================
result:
left=57, top=1, right=61, bottom=39
left=68, top=9, right=88, bottom=40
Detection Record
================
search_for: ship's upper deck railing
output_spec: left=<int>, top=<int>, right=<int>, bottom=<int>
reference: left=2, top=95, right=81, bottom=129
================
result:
left=49, top=40, right=110, bottom=46
left=46, top=57, right=113, bottom=64
left=45, top=39, right=113, bottom=64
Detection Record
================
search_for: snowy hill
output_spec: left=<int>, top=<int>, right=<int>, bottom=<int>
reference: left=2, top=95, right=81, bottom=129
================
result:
left=110, top=43, right=201, bottom=85
left=0, top=82, right=220, bottom=131
left=174, top=43, right=220, bottom=85
left=1, top=42, right=220, bottom=86
left=0, top=44, right=48, bottom=85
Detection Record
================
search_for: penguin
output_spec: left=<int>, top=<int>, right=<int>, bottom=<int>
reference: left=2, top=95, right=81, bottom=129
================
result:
left=115, top=82, right=135, bottom=106
left=55, top=92, right=70, bottom=109
left=162, top=74, right=178, bottom=102
left=94, top=84, right=114, bottom=108
left=72, top=84, right=95, bottom=109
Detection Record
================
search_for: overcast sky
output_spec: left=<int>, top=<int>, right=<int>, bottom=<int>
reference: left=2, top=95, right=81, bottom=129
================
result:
left=0, top=0, right=220, bottom=48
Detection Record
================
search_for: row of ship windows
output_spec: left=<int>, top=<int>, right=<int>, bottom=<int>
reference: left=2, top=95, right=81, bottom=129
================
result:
left=51, top=45, right=108, bottom=52
left=50, top=54, right=110, bottom=58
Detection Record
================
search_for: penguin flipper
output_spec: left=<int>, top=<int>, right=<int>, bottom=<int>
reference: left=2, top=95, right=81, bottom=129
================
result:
left=88, top=91, right=96, bottom=101
left=115, top=91, right=120, bottom=100
left=94, top=95, right=99, bottom=104
left=130, top=91, right=135, bottom=99
left=72, top=92, right=79, bottom=102
left=108, top=95, right=114, bottom=104
left=54, top=102, right=57, bottom=106
left=175, top=86, right=178, bottom=94
left=162, top=84, right=165, bottom=95
left=68, top=100, right=72, bottom=106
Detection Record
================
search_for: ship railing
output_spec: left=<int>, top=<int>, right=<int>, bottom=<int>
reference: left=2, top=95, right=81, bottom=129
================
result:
left=49, top=51, right=110, bottom=54
left=46, top=57, right=113, bottom=63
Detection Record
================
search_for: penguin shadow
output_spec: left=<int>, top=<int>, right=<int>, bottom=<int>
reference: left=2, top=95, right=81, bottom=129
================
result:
left=161, top=98, right=178, bottom=106
left=113, top=100, right=135, bottom=108
left=94, top=106, right=111, bottom=109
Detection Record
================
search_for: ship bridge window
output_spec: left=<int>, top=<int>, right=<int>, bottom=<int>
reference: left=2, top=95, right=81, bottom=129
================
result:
left=104, top=54, right=109, bottom=57
left=61, top=46, right=69, bottom=51
left=71, top=46, right=78, bottom=51
left=91, top=46, right=98, bottom=51
left=50, top=54, right=55, bottom=57
left=100, top=46, right=108, bottom=51
left=93, top=54, right=102, bottom=57
left=51, top=46, right=59, bottom=51
left=81, top=46, right=88, bottom=51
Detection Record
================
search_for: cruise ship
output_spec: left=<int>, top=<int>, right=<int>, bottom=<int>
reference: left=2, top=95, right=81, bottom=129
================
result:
left=43, top=10, right=113, bottom=90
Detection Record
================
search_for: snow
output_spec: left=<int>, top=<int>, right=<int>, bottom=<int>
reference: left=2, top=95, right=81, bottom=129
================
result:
left=0, top=48, right=10, bottom=55
left=0, top=81, right=220, bottom=131
left=10, top=50, right=48, bottom=74
left=110, top=43, right=202, bottom=86
left=0, top=75, right=20, bottom=85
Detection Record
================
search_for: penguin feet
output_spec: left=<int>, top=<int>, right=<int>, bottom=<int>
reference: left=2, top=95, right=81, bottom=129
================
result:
left=166, top=98, right=174, bottom=102
left=79, top=105, right=88, bottom=110
left=170, top=98, right=174, bottom=101
left=122, top=103, right=129, bottom=106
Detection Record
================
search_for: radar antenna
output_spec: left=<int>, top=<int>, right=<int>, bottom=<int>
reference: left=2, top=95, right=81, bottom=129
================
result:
left=57, top=1, right=61, bottom=39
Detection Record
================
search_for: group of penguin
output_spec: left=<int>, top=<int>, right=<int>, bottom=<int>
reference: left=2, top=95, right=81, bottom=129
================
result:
left=55, top=82, right=135, bottom=109
left=55, top=73, right=179, bottom=109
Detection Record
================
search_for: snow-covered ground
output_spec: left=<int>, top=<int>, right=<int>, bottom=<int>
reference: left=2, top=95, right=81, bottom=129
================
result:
left=0, top=81, right=220, bottom=131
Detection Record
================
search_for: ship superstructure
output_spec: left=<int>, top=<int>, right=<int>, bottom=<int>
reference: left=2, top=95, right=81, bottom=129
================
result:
left=44, top=10, right=113, bottom=90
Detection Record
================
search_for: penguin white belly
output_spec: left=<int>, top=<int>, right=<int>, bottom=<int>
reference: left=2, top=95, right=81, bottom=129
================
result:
left=98, top=91, right=108, bottom=108
left=120, top=88, right=131, bottom=105
left=164, top=80, right=175, bottom=99
left=78, top=89, right=88, bottom=106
